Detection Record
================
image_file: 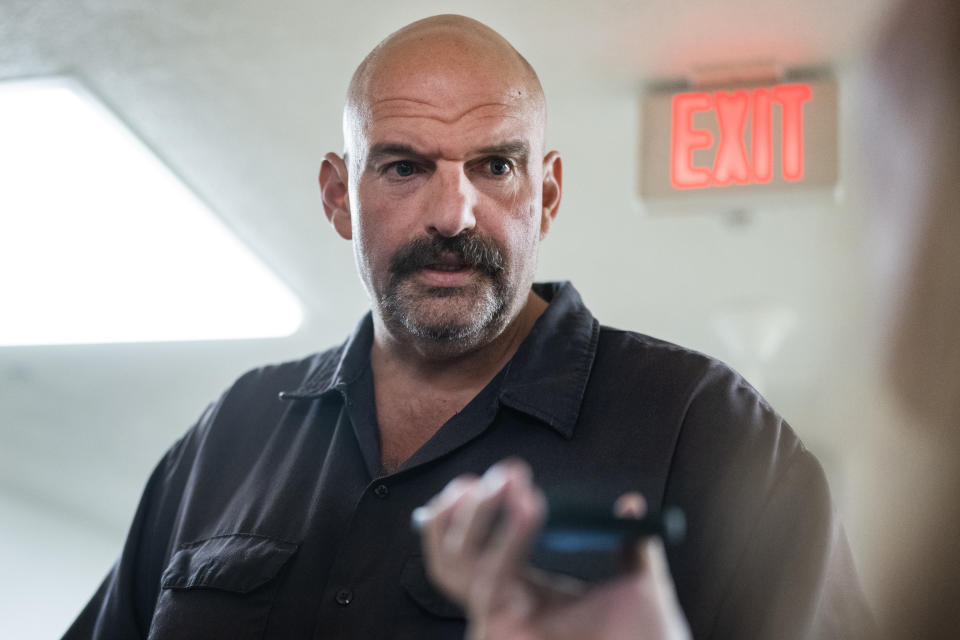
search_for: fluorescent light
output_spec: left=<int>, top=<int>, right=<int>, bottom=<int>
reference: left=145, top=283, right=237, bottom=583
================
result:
left=0, top=77, right=303, bottom=346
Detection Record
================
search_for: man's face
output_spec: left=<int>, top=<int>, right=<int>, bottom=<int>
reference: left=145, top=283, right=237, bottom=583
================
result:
left=344, top=53, right=551, bottom=351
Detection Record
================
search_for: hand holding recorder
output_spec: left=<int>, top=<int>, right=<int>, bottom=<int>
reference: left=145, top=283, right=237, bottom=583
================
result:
left=413, top=459, right=691, bottom=640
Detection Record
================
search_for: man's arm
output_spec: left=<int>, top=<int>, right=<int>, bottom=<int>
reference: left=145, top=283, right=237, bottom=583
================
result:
left=706, top=450, right=871, bottom=639
left=665, top=362, right=874, bottom=639
left=62, top=422, right=201, bottom=639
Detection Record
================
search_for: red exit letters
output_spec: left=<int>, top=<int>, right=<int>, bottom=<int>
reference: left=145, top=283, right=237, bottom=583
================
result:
left=670, top=83, right=812, bottom=189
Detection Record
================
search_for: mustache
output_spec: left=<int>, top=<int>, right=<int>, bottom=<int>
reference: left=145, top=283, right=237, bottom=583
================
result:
left=388, top=232, right=505, bottom=278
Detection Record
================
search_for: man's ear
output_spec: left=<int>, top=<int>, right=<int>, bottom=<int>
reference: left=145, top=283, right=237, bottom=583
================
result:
left=319, top=152, right=352, bottom=240
left=540, top=151, right=562, bottom=238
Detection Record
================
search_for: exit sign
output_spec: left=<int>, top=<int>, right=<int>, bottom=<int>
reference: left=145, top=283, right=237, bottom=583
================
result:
left=640, top=77, right=837, bottom=205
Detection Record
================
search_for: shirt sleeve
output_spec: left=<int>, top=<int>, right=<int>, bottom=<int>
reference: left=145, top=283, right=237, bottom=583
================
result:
left=707, top=449, right=874, bottom=639
left=61, top=415, right=205, bottom=639
left=664, top=360, right=874, bottom=640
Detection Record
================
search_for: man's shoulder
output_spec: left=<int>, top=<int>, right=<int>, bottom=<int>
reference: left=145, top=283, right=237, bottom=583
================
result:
left=590, top=323, right=798, bottom=452
left=183, top=341, right=349, bottom=445
left=594, top=324, right=750, bottom=398
left=225, top=342, right=347, bottom=400
left=595, top=324, right=713, bottom=366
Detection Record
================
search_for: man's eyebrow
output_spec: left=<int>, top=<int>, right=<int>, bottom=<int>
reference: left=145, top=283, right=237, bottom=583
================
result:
left=475, top=141, right=529, bottom=164
left=365, top=143, right=426, bottom=170
left=368, top=143, right=422, bottom=159
left=366, top=141, right=531, bottom=167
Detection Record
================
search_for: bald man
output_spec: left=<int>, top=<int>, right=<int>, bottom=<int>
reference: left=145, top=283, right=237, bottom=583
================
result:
left=65, top=15, right=871, bottom=640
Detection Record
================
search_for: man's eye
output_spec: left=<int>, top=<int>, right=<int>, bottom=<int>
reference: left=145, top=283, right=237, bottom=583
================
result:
left=489, top=158, right=512, bottom=176
left=390, top=161, right=416, bottom=177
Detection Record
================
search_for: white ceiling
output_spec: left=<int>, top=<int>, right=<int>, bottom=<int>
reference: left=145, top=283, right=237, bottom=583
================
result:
left=0, top=1, right=897, bottom=633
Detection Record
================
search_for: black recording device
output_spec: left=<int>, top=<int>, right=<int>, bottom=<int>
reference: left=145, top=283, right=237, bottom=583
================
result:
left=411, top=501, right=685, bottom=552
left=534, top=503, right=686, bottom=553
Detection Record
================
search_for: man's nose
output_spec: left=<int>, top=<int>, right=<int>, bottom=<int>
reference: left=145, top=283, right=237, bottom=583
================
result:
left=424, top=165, right=477, bottom=238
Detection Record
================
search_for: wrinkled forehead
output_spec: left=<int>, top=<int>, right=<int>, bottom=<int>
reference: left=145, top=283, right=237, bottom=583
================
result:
left=364, top=67, right=541, bottom=141
left=343, top=24, right=546, bottom=156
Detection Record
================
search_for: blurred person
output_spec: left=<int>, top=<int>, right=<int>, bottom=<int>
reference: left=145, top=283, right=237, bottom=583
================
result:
left=64, top=15, right=870, bottom=639
left=861, top=0, right=960, bottom=637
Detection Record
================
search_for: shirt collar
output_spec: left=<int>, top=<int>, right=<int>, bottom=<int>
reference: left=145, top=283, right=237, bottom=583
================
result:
left=279, top=282, right=600, bottom=440
left=498, top=282, right=599, bottom=438
left=277, top=313, right=373, bottom=400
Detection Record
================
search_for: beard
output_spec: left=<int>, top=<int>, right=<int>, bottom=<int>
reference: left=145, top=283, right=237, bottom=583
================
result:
left=377, top=231, right=510, bottom=344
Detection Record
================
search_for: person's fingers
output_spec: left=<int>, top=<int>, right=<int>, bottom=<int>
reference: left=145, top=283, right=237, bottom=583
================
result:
left=424, top=476, right=477, bottom=538
left=470, top=463, right=545, bottom=607
left=640, top=537, right=673, bottom=585
left=445, top=463, right=512, bottom=555
left=625, top=536, right=676, bottom=591
left=614, top=492, right=648, bottom=570
left=632, top=538, right=692, bottom=639
left=614, top=492, right=647, bottom=518
left=421, top=475, right=478, bottom=587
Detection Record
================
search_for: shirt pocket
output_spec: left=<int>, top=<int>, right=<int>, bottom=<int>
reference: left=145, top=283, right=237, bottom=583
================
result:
left=147, top=533, right=298, bottom=640
left=395, top=554, right=465, bottom=639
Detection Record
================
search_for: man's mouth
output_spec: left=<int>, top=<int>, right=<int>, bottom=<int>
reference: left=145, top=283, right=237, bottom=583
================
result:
left=415, top=255, right=479, bottom=287
left=423, top=263, right=471, bottom=272
left=422, top=255, right=473, bottom=272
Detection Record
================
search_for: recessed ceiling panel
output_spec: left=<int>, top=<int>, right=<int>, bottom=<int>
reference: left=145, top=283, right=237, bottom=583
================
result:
left=0, top=77, right=303, bottom=346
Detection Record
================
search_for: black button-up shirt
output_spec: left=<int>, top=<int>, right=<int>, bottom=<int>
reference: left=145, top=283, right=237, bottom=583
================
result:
left=64, top=282, right=871, bottom=639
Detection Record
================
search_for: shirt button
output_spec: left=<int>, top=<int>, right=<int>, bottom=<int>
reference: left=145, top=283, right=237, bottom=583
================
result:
left=374, top=484, right=389, bottom=498
left=335, top=589, right=353, bottom=606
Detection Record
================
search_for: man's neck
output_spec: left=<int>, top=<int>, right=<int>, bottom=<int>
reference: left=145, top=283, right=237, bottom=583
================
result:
left=370, top=290, right=548, bottom=393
